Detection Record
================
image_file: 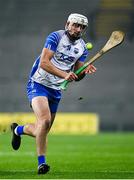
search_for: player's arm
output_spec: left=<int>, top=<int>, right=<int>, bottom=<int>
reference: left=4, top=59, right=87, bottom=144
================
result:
left=40, top=48, right=67, bottom=78
left=74, top=50, right=96, bottom=81
left=73, top=61, right=86, bottom=81
left=40, top=48, right=78, bottom=81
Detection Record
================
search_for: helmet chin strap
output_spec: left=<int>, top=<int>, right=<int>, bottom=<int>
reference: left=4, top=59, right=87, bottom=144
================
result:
left=65, top=30, right=81, bottom=42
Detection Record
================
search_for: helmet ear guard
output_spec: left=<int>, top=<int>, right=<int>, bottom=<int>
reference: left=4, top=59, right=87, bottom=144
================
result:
left=65, top=22, right=70, bottom=31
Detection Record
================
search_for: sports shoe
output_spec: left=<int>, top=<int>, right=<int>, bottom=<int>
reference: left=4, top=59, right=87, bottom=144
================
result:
left=38, top=164, right=50, bottom=174
left=11, top=123, right=21, bottom=150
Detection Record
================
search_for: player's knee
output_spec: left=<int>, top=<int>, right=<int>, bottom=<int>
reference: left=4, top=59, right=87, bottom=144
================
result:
left=44, top=119, right=51, bottom=130
left=38, top=118, right=51, bottom=131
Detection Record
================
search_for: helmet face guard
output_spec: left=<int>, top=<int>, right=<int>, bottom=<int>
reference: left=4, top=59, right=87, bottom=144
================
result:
left=65, top=13, right=88, bottom=41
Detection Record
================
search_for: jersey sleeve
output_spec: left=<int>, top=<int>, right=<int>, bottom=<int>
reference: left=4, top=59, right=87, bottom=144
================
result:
left=78, top=48, right=88, bottom=62
left=44, top=31, right=60, bottom=52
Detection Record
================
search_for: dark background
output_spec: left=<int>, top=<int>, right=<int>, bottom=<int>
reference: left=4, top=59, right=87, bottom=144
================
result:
left=0, top=0, right=134, bottom=131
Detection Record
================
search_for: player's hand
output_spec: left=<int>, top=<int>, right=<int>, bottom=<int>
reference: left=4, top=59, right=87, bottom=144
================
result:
left=65, top=72, right=78, bottom=81
left=84, top=64, right=97, bottom=74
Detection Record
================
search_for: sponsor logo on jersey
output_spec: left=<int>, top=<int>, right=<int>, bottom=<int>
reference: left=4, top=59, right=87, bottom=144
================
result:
left=56, top=50, right=75, bottom=62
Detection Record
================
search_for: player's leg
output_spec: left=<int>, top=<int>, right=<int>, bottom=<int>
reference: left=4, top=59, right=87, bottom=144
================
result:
left=32, top=96, right=58, bottom=174
left=31, top=96, right=51, bottom=156
left=11, top=104, right=57, bottom=150
left=23, top=123, right=37, bottom=137
left=42, top=113, right=56, bottom=155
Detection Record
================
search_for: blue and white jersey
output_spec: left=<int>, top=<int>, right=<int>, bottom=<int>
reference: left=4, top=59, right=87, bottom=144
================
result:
left=30, top=30, right=88, bottom=90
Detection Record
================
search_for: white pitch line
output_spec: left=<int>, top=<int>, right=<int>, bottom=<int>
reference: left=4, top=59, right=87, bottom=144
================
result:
left=0, top=151, right=35, bottom=156
left=0, top=169, right=134, bottom=174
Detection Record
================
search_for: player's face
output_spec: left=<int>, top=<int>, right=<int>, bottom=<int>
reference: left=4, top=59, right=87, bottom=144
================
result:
left=67, top=22, right=86, bottom=39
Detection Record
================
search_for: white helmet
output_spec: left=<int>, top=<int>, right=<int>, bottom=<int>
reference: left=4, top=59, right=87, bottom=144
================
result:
left=67, top=13, right=88, bottom=27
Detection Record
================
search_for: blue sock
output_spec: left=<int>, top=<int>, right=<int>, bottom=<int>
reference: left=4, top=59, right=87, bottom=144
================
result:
left=38, top=155, right=46, bottom=166
left=15, top=126, right=24, bottom=136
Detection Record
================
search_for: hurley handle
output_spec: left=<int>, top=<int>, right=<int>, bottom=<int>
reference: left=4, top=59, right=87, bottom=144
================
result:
left=60, top=63, right=88, bottom=90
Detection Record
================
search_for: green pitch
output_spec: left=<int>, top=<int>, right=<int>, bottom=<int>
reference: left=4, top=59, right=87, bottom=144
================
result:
left=0, top=132, right=134, bottom=179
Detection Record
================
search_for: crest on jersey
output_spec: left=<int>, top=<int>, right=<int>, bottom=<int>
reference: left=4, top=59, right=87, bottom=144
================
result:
left=74, top=48, right=79, bottom=54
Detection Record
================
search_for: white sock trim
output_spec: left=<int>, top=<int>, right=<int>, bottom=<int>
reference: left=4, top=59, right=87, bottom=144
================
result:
left=14, top=126, right=19, bottom=136
left=38, top=163, right=46, bottom=169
